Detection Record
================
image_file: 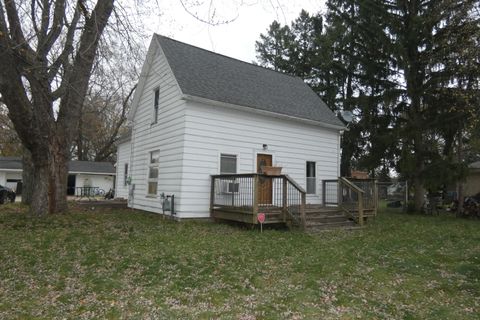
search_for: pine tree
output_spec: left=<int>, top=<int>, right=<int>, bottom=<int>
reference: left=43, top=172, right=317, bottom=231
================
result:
left=380, top=0, right=480, bottom=210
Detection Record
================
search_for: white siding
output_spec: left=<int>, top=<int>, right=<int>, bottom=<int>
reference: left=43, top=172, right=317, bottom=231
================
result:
left=128, top=40, right=186, bottom=215
left=0, top=171, right=5, bottom=186
left=178, top=100, right=341, bottom=218
left=115, top=141, right=131, bottom=199
left=74, top=174, right=114, bottom=194
left=0, top=171, right=22, bottom=191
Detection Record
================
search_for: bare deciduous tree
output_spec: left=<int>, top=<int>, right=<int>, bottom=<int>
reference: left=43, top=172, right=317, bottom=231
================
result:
left=0, top=0, right=115, bottom=215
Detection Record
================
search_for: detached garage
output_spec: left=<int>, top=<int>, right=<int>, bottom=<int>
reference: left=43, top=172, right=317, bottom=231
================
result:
left=0, top=157, right=115, bottom=195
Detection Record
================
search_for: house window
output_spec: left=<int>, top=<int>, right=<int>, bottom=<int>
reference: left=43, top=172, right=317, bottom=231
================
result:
left=220, top=154, right=237, bottom=174
left=147, top=150, right=160, bottom=195
left=153, top=88, right=160, bottom=124
left=306, top=161, right=316, bottom=194
left=123, top=163, right=129, bottom=186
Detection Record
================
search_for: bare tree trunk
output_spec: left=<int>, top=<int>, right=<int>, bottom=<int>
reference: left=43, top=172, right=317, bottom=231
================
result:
left=28, top=141, right=69, bottom=215
left=21, top=148, right=34, bottom=205
left=413, top=176, right=425, bottom=212
left=0, top=0, right=115, bottom=215
left=412, top=133, right=426, bottom=212
left=49, top=144, right=69, bottom=213
left=457, top=134, right=464, bottom=214
left=30, top=164, right=49, bottom=215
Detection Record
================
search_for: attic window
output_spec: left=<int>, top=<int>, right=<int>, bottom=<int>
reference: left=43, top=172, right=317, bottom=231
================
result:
left=153, top=88, right=160, bottom=124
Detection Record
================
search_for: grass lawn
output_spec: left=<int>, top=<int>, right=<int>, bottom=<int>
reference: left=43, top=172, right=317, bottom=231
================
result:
left=0, top=204, right=479, bottom=319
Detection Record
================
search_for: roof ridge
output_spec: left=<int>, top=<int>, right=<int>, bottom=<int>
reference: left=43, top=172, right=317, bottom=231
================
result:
left=155, top=34, right=302, bottom=81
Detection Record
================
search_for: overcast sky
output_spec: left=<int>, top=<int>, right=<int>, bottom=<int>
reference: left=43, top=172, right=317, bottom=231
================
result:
left=143, top=0, right=326, bottom=63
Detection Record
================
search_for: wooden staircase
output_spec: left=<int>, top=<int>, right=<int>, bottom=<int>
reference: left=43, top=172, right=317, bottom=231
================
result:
left=303, top=205, right=360, bottom=232
left=258, top=205, right=361, bottom=231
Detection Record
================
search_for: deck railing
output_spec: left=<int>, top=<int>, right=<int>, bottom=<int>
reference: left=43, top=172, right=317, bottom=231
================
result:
left=338, top=177, right=366, bottom=225
left=322, top=179, right=340, bottom=206
left=339, top=177, right=378, bottom=225
left=210, top=174, right=306, bottom=229
left=322, top=177, right=378, bottom=225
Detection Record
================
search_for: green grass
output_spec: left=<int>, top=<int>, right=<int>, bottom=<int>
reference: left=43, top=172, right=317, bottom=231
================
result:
left=0, top=204, right=479, bottom=319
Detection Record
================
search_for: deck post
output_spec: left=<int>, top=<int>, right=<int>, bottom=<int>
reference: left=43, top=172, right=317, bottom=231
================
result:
left=301, top=192, right=306, bottom=230
left=252, top=174, right=259, bottom=224
left=210, top=176, right=215, bottom=217
left=322, top=180, right=326, bottom=206
left=282, top=176, right=287, bottom=222
left=338, top=178, right=343, bottom=207
left=358, top=192, right=364, bottom=226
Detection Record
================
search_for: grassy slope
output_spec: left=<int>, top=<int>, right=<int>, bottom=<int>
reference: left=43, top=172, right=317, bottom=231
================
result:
left=0, top=204, right=479, bottom=319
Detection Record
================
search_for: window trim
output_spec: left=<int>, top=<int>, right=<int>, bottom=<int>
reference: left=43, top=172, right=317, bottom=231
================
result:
left=306, top=161, right=316, bottom=195
left=147, top=150, right=160, bottom=196
left=219, top=153, right=238, bottom=174
left=152, top=87, right=160, bottom=124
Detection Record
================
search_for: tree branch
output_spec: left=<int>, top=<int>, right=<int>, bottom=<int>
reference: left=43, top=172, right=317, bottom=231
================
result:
left=57, top=0, right=114, bottom=141
left=48, top=3, right=81, bottom=85
left=38, top=0, right=67, bottom=59
left=94, top=83, right=136, bottom=161
left=4, top=0, right=36, bottom=64
left=37, top=0, right=51, bottom=48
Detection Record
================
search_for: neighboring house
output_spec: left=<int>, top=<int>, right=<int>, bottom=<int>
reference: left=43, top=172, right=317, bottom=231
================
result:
left=0, top=157, right=115, bottom=195
left=0, top=157, right=22, bottom=192
left=118, top=34, right=345, bottom=219
left=465, top=161, right=480, bottom=196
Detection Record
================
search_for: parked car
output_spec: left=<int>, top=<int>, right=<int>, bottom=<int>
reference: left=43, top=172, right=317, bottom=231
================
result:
left=0, top=185, right=16, bottom=204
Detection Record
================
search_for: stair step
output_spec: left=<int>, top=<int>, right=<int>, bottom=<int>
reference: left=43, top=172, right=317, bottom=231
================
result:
left=305, top=208, right=340, bottom=213
left=305, top=212, right=344, bottom=218
left=308, top=225, right=364, bottom=232
left=306, top=218, right=353, bottom=226
left=307, top=216, right=351, bottom=224
left=306, top=221, right=359, bottom=231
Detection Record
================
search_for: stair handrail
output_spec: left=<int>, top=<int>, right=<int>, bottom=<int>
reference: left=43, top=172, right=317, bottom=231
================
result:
left=284, top=174, right=306, bottom=193
left=283, top=175, right=306, bottom=229
left=338, top=177, right=365, bottom=226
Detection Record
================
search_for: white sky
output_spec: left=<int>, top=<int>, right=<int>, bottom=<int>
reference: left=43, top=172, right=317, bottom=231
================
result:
left=143, top=0, right=326, bottom=63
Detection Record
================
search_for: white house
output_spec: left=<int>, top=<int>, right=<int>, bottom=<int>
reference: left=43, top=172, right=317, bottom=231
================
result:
left=118, top=35, right=346, bottom=220
left=0, top=157, right=115, bottom=195
left=0, top=157, right=22, bottom=191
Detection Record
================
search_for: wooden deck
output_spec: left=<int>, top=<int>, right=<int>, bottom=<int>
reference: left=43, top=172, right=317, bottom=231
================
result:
left=210, top=174, right=378, bottom=231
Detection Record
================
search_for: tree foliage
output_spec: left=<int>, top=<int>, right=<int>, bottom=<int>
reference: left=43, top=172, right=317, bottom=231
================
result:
left=256, top=0, right=480, bottom=210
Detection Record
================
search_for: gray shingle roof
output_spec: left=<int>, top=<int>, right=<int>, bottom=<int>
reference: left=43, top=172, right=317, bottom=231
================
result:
left=157, top=35, right=344, bottom=127
left=470, top=161, right=480, bottom=169
left=0, top=157, right=22, bottom=170
left=68, top=161, right=115, bottom=174
left=0, top=157, right=115, bottom=174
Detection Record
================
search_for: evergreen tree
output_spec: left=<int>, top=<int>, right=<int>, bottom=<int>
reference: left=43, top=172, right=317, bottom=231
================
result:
left=380, top=0, right=480, bottom=210
left=255, top=1, right=480, bottom=211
